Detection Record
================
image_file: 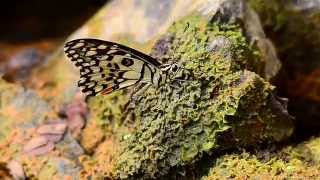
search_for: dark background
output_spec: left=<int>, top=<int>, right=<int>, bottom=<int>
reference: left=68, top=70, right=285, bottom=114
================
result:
left=0, top=0, right=107, bottom=42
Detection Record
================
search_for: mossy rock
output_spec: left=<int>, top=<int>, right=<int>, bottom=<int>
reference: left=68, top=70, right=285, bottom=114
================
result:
left=203, top=136, right=320, bottom=179
left=114, top=14, right=293, bottom=179
left=249, top=0, right=320, bottom=136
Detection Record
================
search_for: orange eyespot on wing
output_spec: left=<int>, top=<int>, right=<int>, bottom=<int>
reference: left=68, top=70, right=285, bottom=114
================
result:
left=101, top=87, right=114, bottom=95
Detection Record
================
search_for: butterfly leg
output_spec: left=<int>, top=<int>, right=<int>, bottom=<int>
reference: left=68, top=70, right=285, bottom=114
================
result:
left=122, top=83, right=151, bottom=126
left=130, top=83, right=151, bottom=105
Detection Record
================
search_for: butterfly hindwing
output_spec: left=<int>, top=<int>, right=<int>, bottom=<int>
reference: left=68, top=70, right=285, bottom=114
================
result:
left=64, top=39, right=161, bottom=96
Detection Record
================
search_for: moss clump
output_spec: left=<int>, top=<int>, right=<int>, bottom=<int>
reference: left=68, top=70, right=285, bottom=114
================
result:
left=203, top=136, right=320, bottom=179
left=114, top=15, right=292, bottom=179
left=249, top=0, right=320, bottom=68
left=248, top=0, right=287, bottom=31
left=87, top=90, right=130, bottom=133
left=202, top=152, right=320, bottom=180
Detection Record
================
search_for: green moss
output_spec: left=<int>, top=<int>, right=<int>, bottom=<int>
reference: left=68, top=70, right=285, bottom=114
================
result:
left=37, top=162, right=58, bottom=179
left=202, top=152, right=320, bottom=180
left=203, top=136, right=320, bottom=179
left=88, top=90, right=130, bottom=132
left=282, top=137, right=320, bottom=165
left=248, top=0, right=286, bottom=30
left=249, top=0, right=320, bottom=63
left=114, top=15, right=292, bottom=179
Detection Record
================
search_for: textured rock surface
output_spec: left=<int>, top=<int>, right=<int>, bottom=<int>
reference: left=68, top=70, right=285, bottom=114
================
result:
left=249, top=0, right=320, bottom=134
left=114, top=7, right=293, bottom=178
left=203, top=136, right=320, bottom=179
left=0, top=0, right=303, bottom=179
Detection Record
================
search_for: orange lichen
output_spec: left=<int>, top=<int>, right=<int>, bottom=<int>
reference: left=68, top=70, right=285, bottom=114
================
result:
left=79, top=137, right=120, bottom=179
left=1, top=105, right=34, bottom=124
left=80, top=120, right=105, bottom=153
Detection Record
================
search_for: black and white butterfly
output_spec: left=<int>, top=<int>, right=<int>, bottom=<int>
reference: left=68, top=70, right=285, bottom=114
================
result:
left=64, top=39, right=180, bottom=97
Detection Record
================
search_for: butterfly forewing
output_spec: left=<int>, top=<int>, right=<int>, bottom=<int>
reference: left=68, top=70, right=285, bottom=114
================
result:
left=64, top=39, right=161, bottom=96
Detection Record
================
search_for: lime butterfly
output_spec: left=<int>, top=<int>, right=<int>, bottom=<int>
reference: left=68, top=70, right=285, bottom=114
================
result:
left=64, top=39, right=180, bottom=96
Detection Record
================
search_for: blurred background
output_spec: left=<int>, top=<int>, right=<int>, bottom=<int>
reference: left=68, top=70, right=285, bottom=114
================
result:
left=1, top=0, right=320, bottom=179
left=0, top=0, right=320, bottom=141
left=0, top=0, right=320, bottom=144
left=0, top=0, right=108, bottom=82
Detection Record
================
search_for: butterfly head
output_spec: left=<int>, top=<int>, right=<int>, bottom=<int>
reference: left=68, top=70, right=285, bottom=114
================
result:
left=160, top=63, right=179, bottom=74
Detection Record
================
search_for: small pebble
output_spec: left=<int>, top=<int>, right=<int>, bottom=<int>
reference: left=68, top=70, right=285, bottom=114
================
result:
left=23, top=136, right=48, bottom=153
left=67, top=114, right=85, bottom=137
left=25, top=141, right=55, bottom=156
left=41, top=134, right=63, bottom=143
left=36, top=121, right=67, bottom=135
left=7, top=160, right=26, bottom=180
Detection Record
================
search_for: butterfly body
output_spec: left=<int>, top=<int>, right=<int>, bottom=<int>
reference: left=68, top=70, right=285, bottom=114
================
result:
left=64, top=39, right=179, bottom=96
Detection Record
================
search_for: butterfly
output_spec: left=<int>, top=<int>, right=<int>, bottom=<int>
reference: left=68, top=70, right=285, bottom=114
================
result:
left=64, top=39, right=180, bottom=97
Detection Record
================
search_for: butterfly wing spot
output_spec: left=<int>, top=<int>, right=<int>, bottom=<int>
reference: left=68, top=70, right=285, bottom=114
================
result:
left=90, top=60, right=98, bottom=66
left=105, top=77, right=113, bottom=81
left=90, top=66, right=102, bottom=73
left=82, top=63, right=91, bottom=67
left=95, top=85, right=104, bottom=92
left=97, top=55, right=110, bottom=61
left=71, top=42, right=85, bottom=49
left=86, top=50, right=97, bottom=56
left=97, top=45, right=107, bottom=49
left=121, top=58, right=134, bottom=67
left=101, top=87, right=114, bottom=95
left=119, top=80, right=138, bottom=89
left=87, top=82, right=97, bottom=88
left=75, top=59, right=84, bottom=66
left=84, top=91, right=93, bottom=96
left=80, top=68, right=91, bottom=75
left=68, top=50, right=76, bottom=55
left=114, top=63, right=120, bottom=70
left=78, top=78, right=86, bottom=85
left=64, top=46, right=70, bottom=51
left=107, top=49, right=118, bottom=55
